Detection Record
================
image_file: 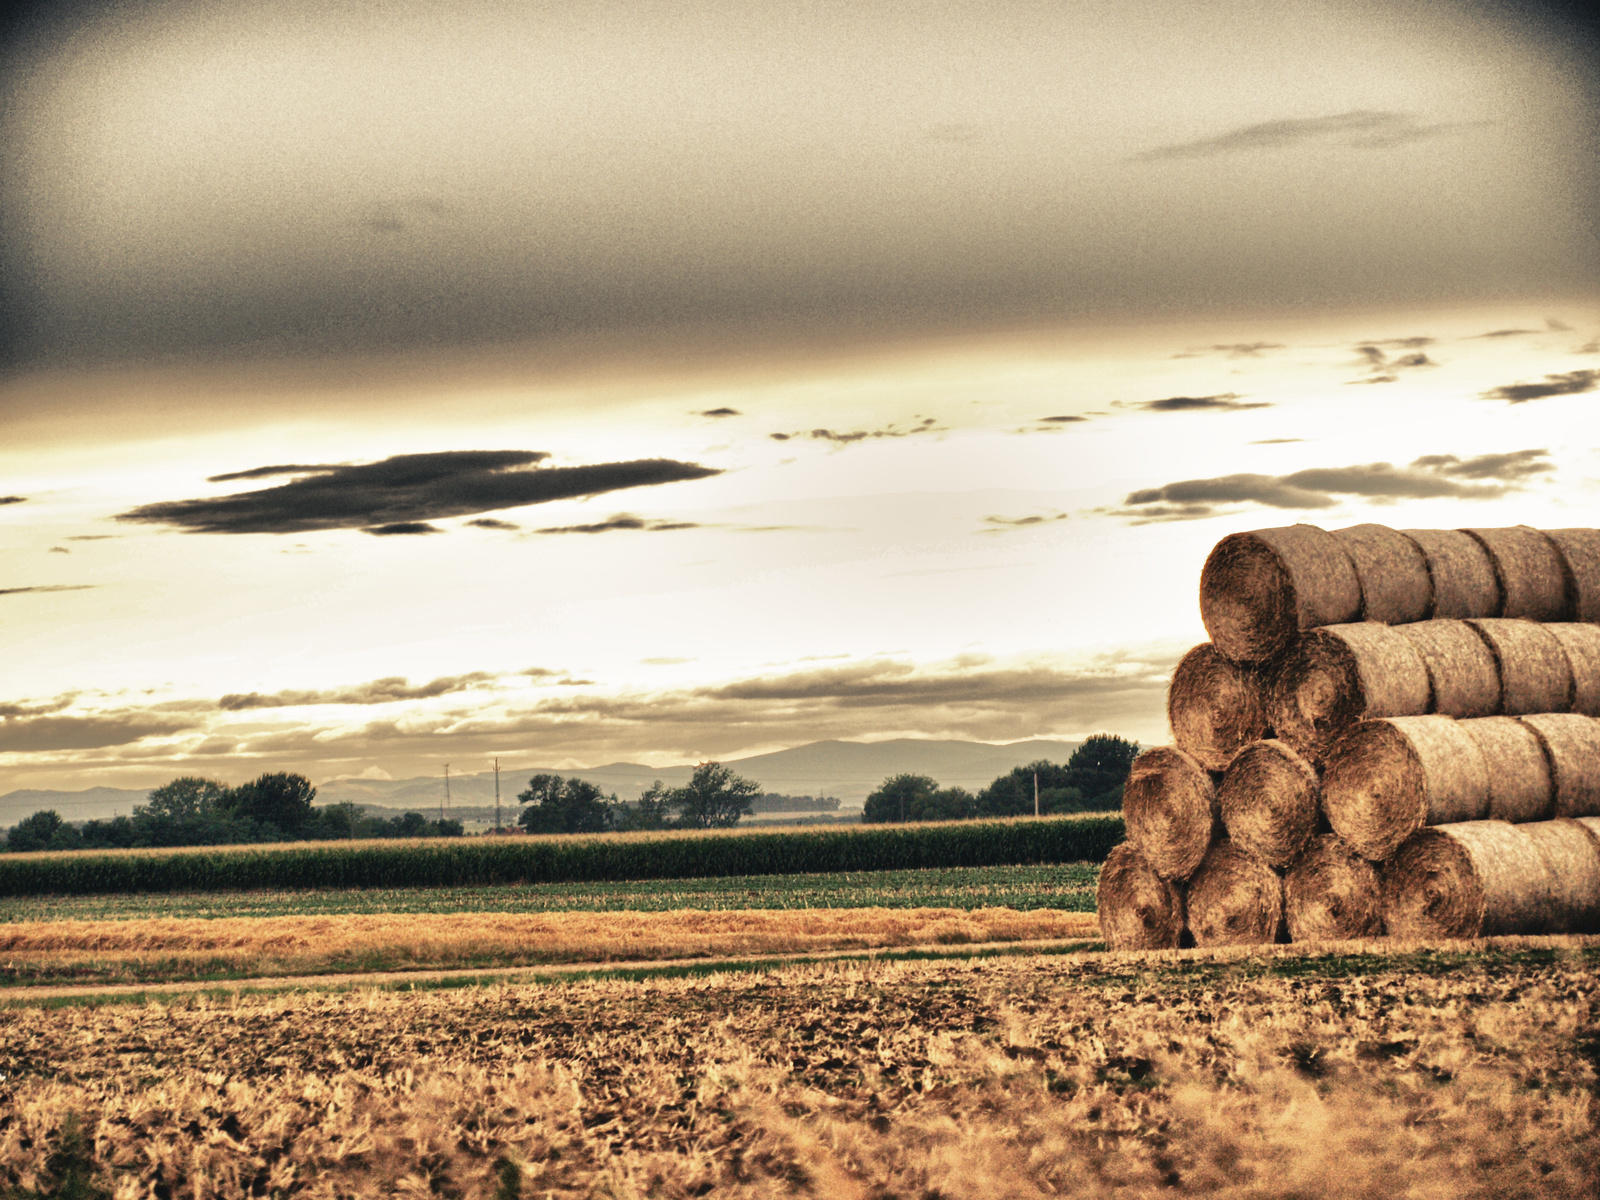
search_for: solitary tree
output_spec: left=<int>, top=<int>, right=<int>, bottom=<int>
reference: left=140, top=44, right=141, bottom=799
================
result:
left=669, top=762, right=760, bottom=828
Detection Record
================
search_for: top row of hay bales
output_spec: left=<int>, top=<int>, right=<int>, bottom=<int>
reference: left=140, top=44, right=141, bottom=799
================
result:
left=1198, top=524, right=1600, bottom=665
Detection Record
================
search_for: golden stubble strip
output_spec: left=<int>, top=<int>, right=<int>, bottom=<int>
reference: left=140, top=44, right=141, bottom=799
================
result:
left=0, top=906, right=1098, bottom=975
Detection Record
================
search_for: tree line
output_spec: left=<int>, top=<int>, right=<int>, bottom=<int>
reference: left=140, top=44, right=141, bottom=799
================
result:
left=2, top=773, right=462, bottom=853
left=3, top=736, right=1141, bottom=851
left=861, top=734, right=1139, bottom=823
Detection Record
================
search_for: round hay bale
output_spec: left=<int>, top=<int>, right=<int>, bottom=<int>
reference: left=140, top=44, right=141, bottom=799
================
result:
left=1321, top=715, right=1491, bottom=861
left=1382, top=821, right=1557, bottom=938
left=1269, top=623, right=1431, bottom=764
left=1394, top=619, right=1501, bottom=718
left=1218, top=739, right=1321, bottom=867
left=1463, top=526, right=1572, bottom=622
left=1199, top=525, right=1361, bottom=664
left=1466, top=619, right=1574, bottom=715
left=1284, top=834, right=1384, bottom=941
left=1122, top=746, right=1219, bottom=881
left=1544, top=528, right=1600, bottom=624
left=1519, top=819, right=1600, bottom=934
left=1518, top=713, right=1600, bottom=818
left=1333, top=523, right=1432, bottom=625
left=1186, top=841, right=1285, bottom=946
left=1402, top=529, right=1500, bottom=619
left=1167, top=643, right=1270, bottom=772
left=1548, top=623, right=1600, bottom=717
left=1096, top=842, right=1186, bottom=950
left=1459, top=716, right=1553, bottom=823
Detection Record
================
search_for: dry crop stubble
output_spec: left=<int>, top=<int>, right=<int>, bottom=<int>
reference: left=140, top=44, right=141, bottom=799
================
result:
left=1, top=946, right=1596, bottom=1198
left=0, top=906, right=1099, bottom=987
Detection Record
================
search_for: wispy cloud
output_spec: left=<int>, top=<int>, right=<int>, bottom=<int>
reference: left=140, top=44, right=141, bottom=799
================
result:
left=1128, top=393, right=1269, bottom=413
left=1104, top=449, right=1553, bottom=523
left=466, top=518, right=520, bottom=531
left=1348, top=344, right=1439, bottom=384
left=364, top=522, right=443, bottom=536
left=532, top=514, right=700, bottom=535
left=1172, top=343, right=1285, bottom=359
left=0, top=496, right=25, bottom=506
left=699, top=407, right=741, bottom=418
left=1479, top=369, right=1599, bottom=403
left=769, top=417, right=940, bottom=445
left=1471, top=328, right=1540, bottom=339
left=981, top=511, right=1069, bottom=533
left=116, top=450, right=721, bottom=535
left=217, top=672, right=500, bottom=711
left=0, top=711, right=200, bottom=753
left=0, top=584, right=98, bottom=596
left=1134, top=111, right=1473, bottom=161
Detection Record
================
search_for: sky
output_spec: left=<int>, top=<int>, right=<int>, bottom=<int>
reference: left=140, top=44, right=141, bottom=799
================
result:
left=0, top=0, right=1597, bottom=793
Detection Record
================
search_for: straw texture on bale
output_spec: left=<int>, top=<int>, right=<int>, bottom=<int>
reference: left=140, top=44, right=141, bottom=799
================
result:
left=1096, top=842, right=1186, bottom=950
left=1166, top=643, right=1270, bottom=772
left=1464, top=526, right=1571, bottom=622
left=1517, top=819, right=1600, bottom=934
left=1382, top=820, right=1558, bottom=939
left=1121, top=746, right=1219, bottom=881
left=1401, top=528, right=1500, bottom=619
left=1218, top=739, right=1321, bottom=867
left=1270, top=623, right=1431, bottom=763
left=1185, top=841, right=1285, bottom=946
left=1459, top=716, right=1553, bottom=823
left=1467, top=619, right=1574, bottom=715
left=1198, top=525, right=1360, bottom=664
left=1395, top=619, right=1501, bottom=718
left=1544, top=528, right=1600, bottom=623
left=1321, top=715, right=1491, bottom=861
left=1518, top=714, right=1600, bottom=818
left=1284, top=834, right=1384, bottom=942
left=1548, top=623, right=1600, bottom=716
left=1333, top=523, right=1432, bottom=625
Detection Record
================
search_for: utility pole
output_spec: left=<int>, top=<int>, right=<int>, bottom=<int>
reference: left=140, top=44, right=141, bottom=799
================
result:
left=1034, top=770, right=1040, bottom=818
left=494, top=757, right=501, bottom=833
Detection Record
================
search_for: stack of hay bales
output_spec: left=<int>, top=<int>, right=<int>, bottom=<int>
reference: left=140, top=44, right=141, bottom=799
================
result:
left=1097, top=522, right=1600, bottom=951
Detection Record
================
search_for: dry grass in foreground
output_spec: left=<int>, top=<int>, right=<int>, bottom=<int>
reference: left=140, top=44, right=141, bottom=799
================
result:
left=0, top=906, right=1097, bottom=987
left=1, top=942, right=1595, bottom=1198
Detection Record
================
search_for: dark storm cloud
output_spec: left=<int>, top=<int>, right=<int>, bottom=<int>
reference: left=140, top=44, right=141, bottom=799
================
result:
left=1108, top=450, right=1552, bottom=523
left=1479, top=368, right=1599, bottom=402
left=1134, top=111, right=1473, bottom=161
left=217, top=672, right=498, bottom=710
left=533, top=514, right=700, bottom=535
left=0, top=712, right=198, bottom=752
left=768, top=418, right=940, bottom=445
left=1131, top=393, right=1269, bottom=413
left=0, top=584, right=96, bottom=596
left=114, top=450, right=721, bottom=534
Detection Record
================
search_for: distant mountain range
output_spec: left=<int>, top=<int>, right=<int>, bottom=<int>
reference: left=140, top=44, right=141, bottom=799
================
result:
left=1, top=737, right=1085, bottom=825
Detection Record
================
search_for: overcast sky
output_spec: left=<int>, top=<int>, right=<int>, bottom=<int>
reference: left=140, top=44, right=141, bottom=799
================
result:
left=1, top=0, right=1596, bottom=792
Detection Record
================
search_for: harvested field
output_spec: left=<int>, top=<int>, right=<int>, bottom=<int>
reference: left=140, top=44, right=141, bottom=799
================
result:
left=1, top=944, right=1596, bottom=1199
left=0, top=906, right=1098, bottom=988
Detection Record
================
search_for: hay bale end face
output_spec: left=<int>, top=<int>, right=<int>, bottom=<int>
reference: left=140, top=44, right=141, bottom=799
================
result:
left=1167, top=643, right=1270, bottom=772
left=1199, top=525, right=1361, bottom=664
left=1382, top=821, right=1558, bottom=939
left=1401, top=528, right=1500, bottom=620
left=1334, top=523, right=1432, bottom=625
left=1270, top=623, right=1431, bottom=763
left=1096, top=842, right=1186, bottom=950
left=1321, top=715, right=1490, bottom=861
left=1518, top=713, right=1600, bottom=818
left=1122, top=746, right=1219, bottom=881
left=1284, top=834, right=1384, bottom=942
left=1186, top=841, right=1285, bottom=946
left=1395, top=619, right=1501, bottom=718
left=1463, top=526, right=1572, bottom=623
left=1468, top=619, right=1574, bottom=715
left=1459, top=716, right=1553, bottom=823
left=1544, top=528, right=1600, bottom=624
left=1218, top=739, right=1321, bottom=867
left=1519, top=819, right=1600, bottom=934
left=1549, top=623, right=1600, bottom=717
